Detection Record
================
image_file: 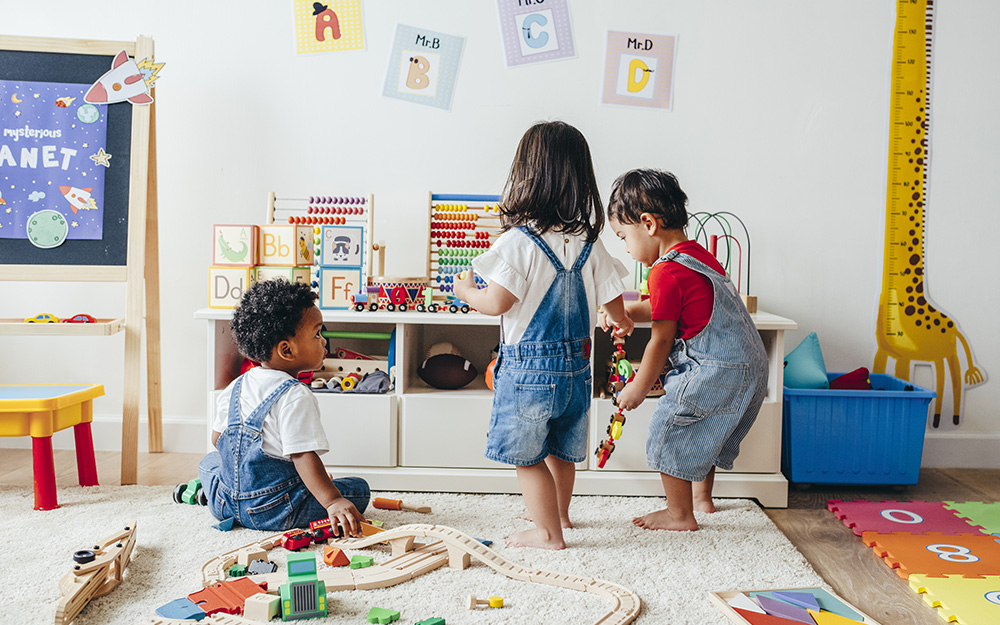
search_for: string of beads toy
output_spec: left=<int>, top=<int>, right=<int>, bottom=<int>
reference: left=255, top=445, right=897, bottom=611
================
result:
left=595, top=337, right=634, bottom=468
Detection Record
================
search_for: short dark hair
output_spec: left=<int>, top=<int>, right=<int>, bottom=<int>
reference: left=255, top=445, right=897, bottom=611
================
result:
left=608, top=169, right=689, bottom=230
left=500, top=121, right=604, bottom=243
left=230, top=279, right=318, bottom=363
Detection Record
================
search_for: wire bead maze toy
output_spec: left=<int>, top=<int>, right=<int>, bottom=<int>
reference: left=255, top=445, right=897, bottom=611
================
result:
left=688, top=211, right=756, bottom=313
left=595, top=336, right=635, bottom=468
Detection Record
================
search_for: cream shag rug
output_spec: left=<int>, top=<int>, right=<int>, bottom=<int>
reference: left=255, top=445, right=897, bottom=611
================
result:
left=2, top=485, right=825, bottom=625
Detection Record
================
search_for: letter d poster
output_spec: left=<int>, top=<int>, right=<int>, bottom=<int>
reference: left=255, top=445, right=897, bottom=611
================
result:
left=601, top=31, right=677, bottom=110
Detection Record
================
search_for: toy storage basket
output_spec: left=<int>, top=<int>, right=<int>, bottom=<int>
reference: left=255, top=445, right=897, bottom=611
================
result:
left=782, top=373, right=935, bottom=486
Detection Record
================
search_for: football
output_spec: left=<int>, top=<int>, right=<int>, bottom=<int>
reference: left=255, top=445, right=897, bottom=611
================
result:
left=418, top=353, right=478, bottom=390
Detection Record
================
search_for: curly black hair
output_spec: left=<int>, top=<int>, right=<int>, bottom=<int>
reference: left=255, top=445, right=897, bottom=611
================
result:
left=607, top=169, right=689, bottom=230
left=230, top=279, right=318, bottom=363
left=500, top=121, right=604, bottom=243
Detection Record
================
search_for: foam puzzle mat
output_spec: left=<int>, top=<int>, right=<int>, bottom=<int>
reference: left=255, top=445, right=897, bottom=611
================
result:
left=827, top=500, right=1000, bottom=624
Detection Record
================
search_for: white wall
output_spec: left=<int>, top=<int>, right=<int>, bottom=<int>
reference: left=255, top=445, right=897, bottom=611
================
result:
left=2, top=1, right=997, bottom=466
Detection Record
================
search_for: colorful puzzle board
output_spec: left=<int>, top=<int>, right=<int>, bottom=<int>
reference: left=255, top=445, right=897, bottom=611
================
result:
left=708, top=588, right=881, bottom=625
left=425, top=193, right=502, bottom=312
left=828, top=500, right=1000, bottom=624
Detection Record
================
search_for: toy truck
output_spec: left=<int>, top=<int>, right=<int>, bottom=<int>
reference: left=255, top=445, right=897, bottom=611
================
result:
left=279, top=552, right=327, bottom=621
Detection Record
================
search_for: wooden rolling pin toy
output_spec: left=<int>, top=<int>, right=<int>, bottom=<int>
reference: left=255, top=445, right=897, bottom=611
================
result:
left=372, top=497, right=432, bottom=514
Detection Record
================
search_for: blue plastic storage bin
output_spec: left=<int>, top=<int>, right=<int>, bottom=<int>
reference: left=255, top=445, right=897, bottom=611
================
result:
left=782, top=373, right=935, bottom=486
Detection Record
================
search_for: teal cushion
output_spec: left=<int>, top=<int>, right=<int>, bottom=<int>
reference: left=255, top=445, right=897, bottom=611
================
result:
left=783, top=331, right=829, bottom=389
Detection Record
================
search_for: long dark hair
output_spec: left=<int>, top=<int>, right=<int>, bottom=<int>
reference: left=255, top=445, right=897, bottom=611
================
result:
left=500, top=121, right=604, bottom=242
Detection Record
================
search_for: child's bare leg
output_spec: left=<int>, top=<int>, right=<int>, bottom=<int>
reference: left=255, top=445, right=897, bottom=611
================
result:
left=693, top=466, right=716, bottom=513
left=519, top=456, right=575, bottom=528
left=507, top=462, right=566, bottom=550
left=633, top=472, right=698, bottom=531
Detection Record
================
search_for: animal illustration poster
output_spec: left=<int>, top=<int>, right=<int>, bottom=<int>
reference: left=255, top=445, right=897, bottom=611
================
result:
left=496, top=0, right=576, bottom=67
left=0, top=79, right=108, bottom=243
left=293, top=0, right=366, bottom=54
left=601, top=30, right=676, bottom=110
left=383, top=24, right=464, bottom=111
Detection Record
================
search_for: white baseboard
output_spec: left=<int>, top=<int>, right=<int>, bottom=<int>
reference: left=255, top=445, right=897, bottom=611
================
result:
left=0, top=414, right=209, bottom=454
left=922, top=432, right=1000, bottom=468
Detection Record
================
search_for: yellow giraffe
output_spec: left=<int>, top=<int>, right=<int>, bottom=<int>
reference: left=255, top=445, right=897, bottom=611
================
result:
left=874, top=0, right=985, bottom=428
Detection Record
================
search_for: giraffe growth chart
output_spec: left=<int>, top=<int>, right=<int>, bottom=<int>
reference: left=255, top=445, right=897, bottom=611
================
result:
left=874, top=0, right=985, bottom=429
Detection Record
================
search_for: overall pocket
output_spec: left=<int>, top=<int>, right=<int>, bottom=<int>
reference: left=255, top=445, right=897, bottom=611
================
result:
left=514, top=383, right=556, bottom=424
left=245, top=492, right=294, bottom=531
left=675, top=361, right=749, bottom=425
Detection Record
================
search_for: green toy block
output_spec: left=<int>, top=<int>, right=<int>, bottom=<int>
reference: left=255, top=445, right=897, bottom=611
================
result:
left=366, top=607, right=400, bottom=624
left=416, top=618, right=446, bottom=625
left=227, top=563, right=247, bottom=577
left=350, top=555, right=374, bottom=569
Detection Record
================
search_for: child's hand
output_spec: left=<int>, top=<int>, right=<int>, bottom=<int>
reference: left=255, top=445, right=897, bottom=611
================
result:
left=616, top=383, right=646, bottom=412
left=598, top=308, right=611, bottom=332
left=612, top=315, right=634, bottom=338
left=326, top=497, right=364, bottom=538
left=452, top=270, right=476, bottom=301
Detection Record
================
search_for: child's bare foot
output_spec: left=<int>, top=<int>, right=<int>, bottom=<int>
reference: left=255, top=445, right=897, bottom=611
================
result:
left=632, top=508, right=698, bottom=531
left=693, top=498, right=716, bottom=513
left=505, top=528, right=566, bottom=550
left=518, top=510, right=573, bottom=529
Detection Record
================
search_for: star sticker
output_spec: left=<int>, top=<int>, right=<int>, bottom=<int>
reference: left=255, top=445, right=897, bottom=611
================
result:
left=90, top=148, right=112, bottom=168
left=82, top=142, right=88, bottom=148
left=71, top=221, right=79, bottom=228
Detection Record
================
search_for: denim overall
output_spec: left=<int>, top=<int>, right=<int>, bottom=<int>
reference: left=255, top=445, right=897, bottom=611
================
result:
left=646, top=250, right=769, bottom=481
left=484, top=227, right=593, bottom=466
left=198, top=375, right=369, bottom=531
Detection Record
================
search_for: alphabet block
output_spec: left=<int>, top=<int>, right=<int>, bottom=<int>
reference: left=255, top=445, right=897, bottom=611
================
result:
left=243, top=592, right=279, bottom=622
left=258, top=224, right=313, bottom=266
left=255, top=266, right=312, bottom=285
left=319, top=267, right=362, bottom=310
left=209, top=266, right=256, bottom=309
left=213, top=224, right=258, bottom=266
left=319, top=225, right=364, bottom=267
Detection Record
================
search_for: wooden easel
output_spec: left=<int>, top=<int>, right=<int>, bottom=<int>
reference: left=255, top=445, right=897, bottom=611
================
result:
left=0, top=35, right=162, bottom=485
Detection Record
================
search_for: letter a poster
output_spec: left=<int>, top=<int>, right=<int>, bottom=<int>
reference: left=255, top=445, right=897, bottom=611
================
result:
left=0, top=80, right=108, bottom=243
left=601, top=30, right=676, bottom=110
left=292, top=0, right=366, bottom=54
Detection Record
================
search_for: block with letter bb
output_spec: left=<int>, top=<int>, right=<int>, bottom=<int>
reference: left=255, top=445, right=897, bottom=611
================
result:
left=255, top=266, right=312, bottom=285
left=213, top=224, right=258, bottom=266
left=209, top=266, right=256, bottom=309
left=258, top=225, right=313, bottom=266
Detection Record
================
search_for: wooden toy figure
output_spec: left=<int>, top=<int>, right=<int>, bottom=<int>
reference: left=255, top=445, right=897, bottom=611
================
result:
left=596, top=337, right=633, bottom=468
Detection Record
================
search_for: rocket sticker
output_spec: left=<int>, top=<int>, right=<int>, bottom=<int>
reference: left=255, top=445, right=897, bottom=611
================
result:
left=84, top=50, right=153, bottom=105
left=59, top=185, right=98, bottom=214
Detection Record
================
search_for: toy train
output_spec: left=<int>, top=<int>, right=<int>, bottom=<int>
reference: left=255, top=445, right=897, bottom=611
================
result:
left=352, top=283, right=470, bottom=313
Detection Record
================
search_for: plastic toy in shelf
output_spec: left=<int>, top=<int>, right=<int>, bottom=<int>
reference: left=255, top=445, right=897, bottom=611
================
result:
left=63, top=313, right=97, bottom=323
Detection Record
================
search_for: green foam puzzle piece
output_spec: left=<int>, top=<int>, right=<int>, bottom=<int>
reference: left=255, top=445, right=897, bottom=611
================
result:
left=367, top=606, right=400, bottom=624
left=416, top=619, right=446, bottom=625
left=350, top=554, right=374, bottom=569
left=943, top=501, right=1000, bottom=534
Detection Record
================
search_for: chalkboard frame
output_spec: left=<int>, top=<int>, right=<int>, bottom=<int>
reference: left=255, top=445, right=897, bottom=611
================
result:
left=0, top=36, right=151, bottom=281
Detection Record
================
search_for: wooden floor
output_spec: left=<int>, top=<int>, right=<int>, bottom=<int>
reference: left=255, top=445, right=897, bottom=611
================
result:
left=1, top=450, right=996, bottom=624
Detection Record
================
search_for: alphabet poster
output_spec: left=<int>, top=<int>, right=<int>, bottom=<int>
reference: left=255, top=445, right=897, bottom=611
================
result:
left=601, top=31, right=677, bottom=110
left=496, top=0, right=576, bottom=67
left=383, top=24, right=465, bottom=111
left=293, top=0, right=366, bottom=54
left=0, top=80, right=108, bottom=243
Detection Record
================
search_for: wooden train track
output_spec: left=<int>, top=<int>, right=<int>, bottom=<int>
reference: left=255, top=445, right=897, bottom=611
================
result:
left=197, top=523, right=640, bottom=625
left=56, top=520, right=138, bottom=625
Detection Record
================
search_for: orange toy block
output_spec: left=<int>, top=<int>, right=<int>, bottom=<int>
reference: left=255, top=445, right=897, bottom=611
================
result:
left=188, top=577, right=267, bottom=616
left=324, top=546, right=350, bottom=567
left=373, top=497, right=432, bottom=514
left=861, top=531, right=1000, bottom=579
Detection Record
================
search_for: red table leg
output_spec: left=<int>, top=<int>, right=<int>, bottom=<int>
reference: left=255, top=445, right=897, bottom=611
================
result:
left=74, top=421, right=99, bottom=487
left=31, top=436, right=58, bottom=511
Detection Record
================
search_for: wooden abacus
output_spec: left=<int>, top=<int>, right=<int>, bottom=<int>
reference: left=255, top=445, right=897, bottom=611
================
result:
left=426, top=193, right=503, bottom=311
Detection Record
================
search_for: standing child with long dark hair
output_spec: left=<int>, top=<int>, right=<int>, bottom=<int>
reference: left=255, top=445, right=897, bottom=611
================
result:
left=454, top=121, right=633, bottom=550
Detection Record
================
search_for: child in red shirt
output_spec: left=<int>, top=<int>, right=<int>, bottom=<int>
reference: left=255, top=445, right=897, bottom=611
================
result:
left=603, top=169, right=768, bottom=531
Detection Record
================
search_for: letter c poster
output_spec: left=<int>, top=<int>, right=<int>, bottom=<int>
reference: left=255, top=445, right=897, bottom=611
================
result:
left=601, top=30, right=677, bottom=110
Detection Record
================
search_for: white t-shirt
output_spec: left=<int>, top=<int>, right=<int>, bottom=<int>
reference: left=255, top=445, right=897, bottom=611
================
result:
left=213, top=367, right=329, bottom=460
left=472, top=227, right=628, bottom=344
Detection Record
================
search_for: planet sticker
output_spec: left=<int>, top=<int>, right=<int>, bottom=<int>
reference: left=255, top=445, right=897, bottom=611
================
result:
left=76, top=103, right=99, bottom=124
left=26, top=209, right=69, bottom=249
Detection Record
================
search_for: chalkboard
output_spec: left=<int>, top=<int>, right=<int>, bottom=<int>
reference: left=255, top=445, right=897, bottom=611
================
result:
left=0, top=46, right=134, bottom=266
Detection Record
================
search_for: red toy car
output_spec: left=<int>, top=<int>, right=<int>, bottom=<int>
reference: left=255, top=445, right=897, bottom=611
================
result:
left=63, top=313, right=96, bottom=323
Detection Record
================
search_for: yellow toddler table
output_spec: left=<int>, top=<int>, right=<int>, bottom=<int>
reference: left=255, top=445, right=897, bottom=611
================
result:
left=0, top=384, right=103, bottom=510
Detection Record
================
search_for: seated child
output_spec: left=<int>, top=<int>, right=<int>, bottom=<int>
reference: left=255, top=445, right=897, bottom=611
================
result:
left=199, top=279, right=370, bottom=534
left=603, top=169, right=768, bottom=531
